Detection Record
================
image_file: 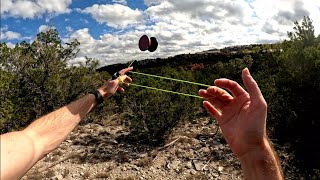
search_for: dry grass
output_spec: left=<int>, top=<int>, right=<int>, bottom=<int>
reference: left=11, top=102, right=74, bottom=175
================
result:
left=135, top=156, right=152, bottom=167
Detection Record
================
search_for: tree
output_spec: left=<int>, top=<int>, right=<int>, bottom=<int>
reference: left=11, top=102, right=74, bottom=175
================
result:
left=0, top=28, right=102, bottom=133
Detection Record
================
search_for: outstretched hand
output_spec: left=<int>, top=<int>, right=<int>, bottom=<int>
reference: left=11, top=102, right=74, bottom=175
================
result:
left=199, top=68, right=267, bottom=158
left=98, top=67, right=133, bottom=99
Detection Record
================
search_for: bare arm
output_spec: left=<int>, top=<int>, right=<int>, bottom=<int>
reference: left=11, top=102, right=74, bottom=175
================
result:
left=239, top=138, right=283, bottom=179
left=0, top=67, right=133, bottom=180
left=199, top=68, right=283, bottom=179
left=0, top=94, right=97, bottom=180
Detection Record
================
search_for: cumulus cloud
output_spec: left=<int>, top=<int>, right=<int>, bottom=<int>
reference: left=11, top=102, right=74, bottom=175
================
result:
left=0, top=30, right=21, bottom=40
left=63, top=0, right=320, bottom=66
left=0, top=0, right=72, bottom=19
left=38, top=25, right=51, bottom=32
left=83, top=4, right=143, bottom=29
left=66, top=28, right=163, bottom=65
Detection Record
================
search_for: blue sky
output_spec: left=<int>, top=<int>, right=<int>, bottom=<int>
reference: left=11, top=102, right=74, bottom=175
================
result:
left=1, top=0, right=320, bottom=66
left=1, top=0, right=148, bottom=41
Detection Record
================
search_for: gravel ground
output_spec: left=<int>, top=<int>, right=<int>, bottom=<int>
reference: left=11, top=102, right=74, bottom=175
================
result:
left=23, top=117, right=243, bottom=180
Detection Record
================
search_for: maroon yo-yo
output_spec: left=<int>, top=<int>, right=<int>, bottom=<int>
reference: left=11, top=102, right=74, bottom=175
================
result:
left=138, top=35, right=158, bottom=52
left=139, top=35, right=150, bottom=51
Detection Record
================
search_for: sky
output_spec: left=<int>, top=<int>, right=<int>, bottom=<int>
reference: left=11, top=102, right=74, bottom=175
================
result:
left=1, top=0, right=320, bottom=66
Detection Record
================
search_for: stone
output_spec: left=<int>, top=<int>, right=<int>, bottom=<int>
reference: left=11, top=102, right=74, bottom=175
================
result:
left=138, top=153, right=148, bottom=158
left=185, top=161, right=193, bottom=169
left=50, top=174, right=63, bottom=180
left=167, top=159, right=181, bottom=170
left=192, top=160, right=204, bottom=171
left=190, top=169, right=197, bottom=175
left=200, top=147, right=210, bottom=154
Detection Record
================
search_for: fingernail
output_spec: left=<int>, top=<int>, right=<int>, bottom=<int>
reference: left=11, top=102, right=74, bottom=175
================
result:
left=245, top=67, right=250, bottom=74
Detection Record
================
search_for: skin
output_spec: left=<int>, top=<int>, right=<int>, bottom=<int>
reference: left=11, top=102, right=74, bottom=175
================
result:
left=0, top=67, right=132, bottom=180
left=199, top=68, right=283, bottom=180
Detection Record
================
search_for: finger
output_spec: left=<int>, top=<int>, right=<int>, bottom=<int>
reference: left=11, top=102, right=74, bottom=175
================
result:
left=124, top=75, right=132, bottom=83
left=199, top=89, right=227, bottom=109
left=203, top=101, right=222, bottom=120
left=206, top=86, right=233, bottom=101
left=214, top=79, right=247, bottom=97
left=117, top=87, right=125, bottom=92
left=119, top=67, right=134, bottom=75
left=205, top=87, right=233, bottom=106
left=242, top=68, right=266, bottom=106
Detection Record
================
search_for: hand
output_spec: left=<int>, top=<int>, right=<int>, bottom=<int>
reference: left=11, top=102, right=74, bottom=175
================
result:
left=199, top=68, right=267, bottom=158
left=98, top=67, right=133, bottom=99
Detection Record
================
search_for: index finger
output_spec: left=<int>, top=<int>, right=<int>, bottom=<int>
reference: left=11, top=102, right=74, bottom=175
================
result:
left=119, top=67, right=134, bottom=75
left=214, top=79, right=247, bottom=97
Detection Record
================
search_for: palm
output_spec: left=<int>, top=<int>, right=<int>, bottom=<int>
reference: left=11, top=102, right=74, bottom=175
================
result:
left=199, top=68, right=267, bottom=158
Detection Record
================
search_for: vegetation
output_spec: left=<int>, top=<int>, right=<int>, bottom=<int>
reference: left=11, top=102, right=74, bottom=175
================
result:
left=0, top=28, right=105, bottom=133
left=1, top=17, right=319, bottom=177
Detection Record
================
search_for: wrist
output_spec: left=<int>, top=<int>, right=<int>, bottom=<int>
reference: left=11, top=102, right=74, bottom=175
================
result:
left=239, top=137, right=283, bottom=179
left=239, top=137, right=270, bottom=162
left=97, top=88, right=113, bottom=100
left=90, top=90, right=104, bottom=105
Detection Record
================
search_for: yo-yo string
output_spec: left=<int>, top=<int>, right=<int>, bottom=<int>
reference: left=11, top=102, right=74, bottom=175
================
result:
left=118, top=75, right=203, bottom=99
left=128, top=71, right=210, bottom=87
left=118, top=73, right=208, bottom=99
left=129, top=83, right=204, bottom=99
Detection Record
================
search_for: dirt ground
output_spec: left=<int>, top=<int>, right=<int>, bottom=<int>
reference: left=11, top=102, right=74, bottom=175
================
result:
left=22, top=116, right=245, bottom=180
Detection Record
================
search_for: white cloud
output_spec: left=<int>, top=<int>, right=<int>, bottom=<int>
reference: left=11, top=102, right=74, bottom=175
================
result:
left=38, top=25, right=50, bottom=32
left=0, top=0, right=72, bottom=19
left=66, top=26, right=73, bottom=33
left=0, top=30, right=21, bottom=40
left=67, top=0, right=320, bottom=66
left=83, top=4, right=143, bottom=29
left=66, top=28, right=159, bottom=65
left=112, top=0, right=127, bottom=5
left=6, top=42, right=16, bottom=48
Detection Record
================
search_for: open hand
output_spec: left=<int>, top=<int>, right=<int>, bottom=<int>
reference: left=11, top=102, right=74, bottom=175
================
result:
left=199, top=68, right=267, bottom=158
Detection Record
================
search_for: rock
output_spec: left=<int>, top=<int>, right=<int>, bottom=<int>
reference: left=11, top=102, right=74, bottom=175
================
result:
left=218, top=166, right=224, bottom=172
left=167, top=159, right=181, bottom=170
left=50, top=174, right=63, bottom=180
left=192, top=160, right=204, bottom=171
left=131, top=164, right=140, bottom=171
left=138, top=153, right=148, bottom=158
left=200, top=147, right=210, bottom=154
left=211, top=140, right=220, bottom=146
left=185, top=161, right=193, bottom=169
left=190, top=169, right=197, bottom=175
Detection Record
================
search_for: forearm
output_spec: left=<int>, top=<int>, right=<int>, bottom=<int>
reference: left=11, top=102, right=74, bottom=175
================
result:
left=239, top=138, right=283, bottom=180
left=24, top=93, right=97, bottom=155
left=1, top=94, right=98, bottom=180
